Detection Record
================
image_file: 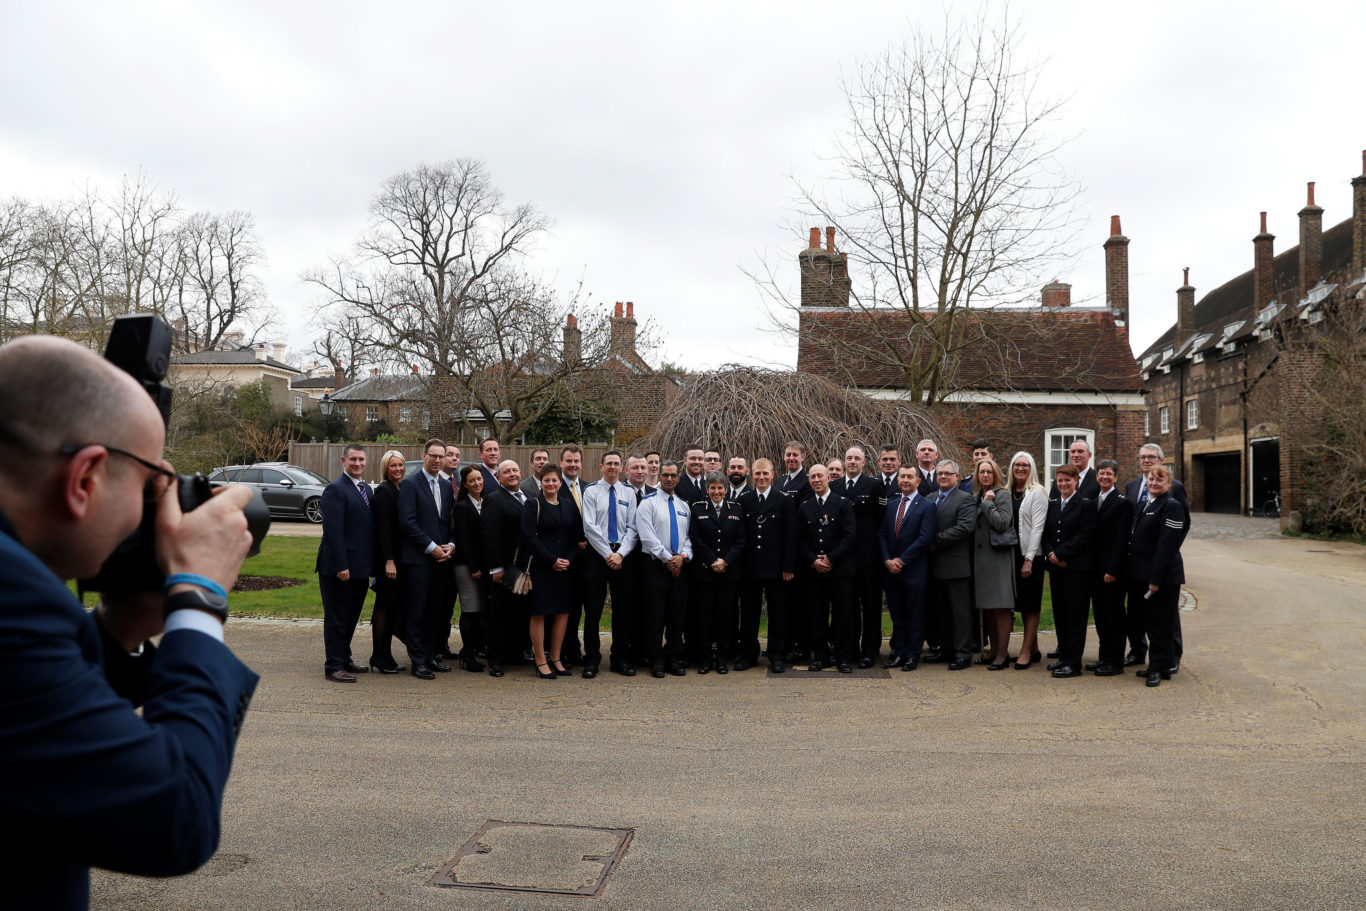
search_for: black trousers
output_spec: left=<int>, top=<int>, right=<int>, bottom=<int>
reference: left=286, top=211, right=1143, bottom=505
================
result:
left=927, top=576, right=973, bottom=660
left=1048, top=569, right=1092, bottom=668
left=561, top=557, right=589, bottom=663
left=486, top=581, right=529, bottom=666
left=427, top=563, right=457, bottom=658
left=1126, top=581, right=1184, bottom=661
left=403, top=560, right=448, bottom=667
left=1143, top=584, right=1182, bottom=673
left=1091, top=572, right=1128, bottom=668
left=692, top=573, right=739, bottom=658
left=642, top=560, right=688, bottom=665
left=584, top=549, right=636, bottom=667
left=784, top=576, right=809, bottom=657
left=852, top=564, right=884, bottom=659
left=319, top=573, right=369, bottom=672
left=884, top=568, right=927, bottom=660
left=740, top=578, right=787, bottom=664
left=806, top=574, right=855, bottom=664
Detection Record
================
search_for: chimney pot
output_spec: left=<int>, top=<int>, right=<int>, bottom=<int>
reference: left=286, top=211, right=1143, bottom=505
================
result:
left=1183, top=267, right=1189, bottom=285
left=1308, top=181, right=1316, bottom=206
left=567, top=313, right=577, bottom=329
left=1260, top=211, right=1268, bottom=233
left=626, top=301, right=634, bottom=318
left=808, top=227, right=821, bottom=249
left=371, top=368, right=379, bottom=376
left=1110, top=215, right=1122, bottom=236
left=614, top=301, right=623, bottom=318
left=825, top=227, right=836, bottom=252
left=412, top=364, right=419, bottom=374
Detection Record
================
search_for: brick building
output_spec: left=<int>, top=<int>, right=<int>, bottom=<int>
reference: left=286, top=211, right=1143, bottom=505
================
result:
left=1138, top=154, right=1366, bottom=516
left=796, top=226, right=1146, bottom=478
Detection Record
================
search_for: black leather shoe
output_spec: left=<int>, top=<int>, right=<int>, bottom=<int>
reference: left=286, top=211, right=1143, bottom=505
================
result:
left=651, top=663, right=666, bottom=679
left=974, top=655, right=990, bottom=665
left=1123, top=652, right=1145, bottom=667
left=858, top=657, right=874, bottom=669
left=1046, top=660, right=1064, bottom=671
left=884, top=654, right=906, bottom=668
left=900, top=657, right=919, bottom=671
left=325, top=669, right=357, bottom=683
left=428, top=660, right=452, bottom=673
left=1145, top=671, right=1162, bottom=687
left=1093, top=663, right=1123, bottom=676
left=1134, top=668, right=1170, bottom=678
left=1046, top=649, right=1060, bottom=659
left=837, top=662, right=853, bottom=674
left=343, top=661, right=370, bottom=674
left=459, top=654, right=485, bottom=673
left=733, top=659, right=752, bottom=672
left=696, top=657, right=712, bottom=675
left=412, top=665, right=435, bottom=680
left=770, top=659, right=786, bottom=674
left=715, top=659, right=729, bottom=675
left=487, top=664, right=505, bottom=678
left=1168, top=663, right=1180, bottom=675
left=807, top=660, right=825, bottom=672
left=1051, top=665, right=1082, bottom=678
left=987, top=659, right=1009, bottom=671
left=921, top=650, right=946, bottom=664
left=1084, top=662, right=1099, bottom=671
left=947, top=658, right=972, bottom=670
left=581, top=664, right=597, bottom=679
left=669, top=663, right=686, bottom=677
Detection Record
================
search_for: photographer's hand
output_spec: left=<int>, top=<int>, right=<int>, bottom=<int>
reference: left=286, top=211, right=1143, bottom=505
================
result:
left=156, top=478, right=253, bottom=596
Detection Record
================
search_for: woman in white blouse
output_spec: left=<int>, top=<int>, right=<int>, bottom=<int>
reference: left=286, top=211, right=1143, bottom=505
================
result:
left=1007, top=451, right=1048, bottom=669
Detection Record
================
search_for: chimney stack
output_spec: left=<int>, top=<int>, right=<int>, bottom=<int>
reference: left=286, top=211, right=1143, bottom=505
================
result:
left=254, top=343, right=269, bottom=362
left=609, top=300, right=637, bottom=356
left=563, top=313, right=582, bottom=366
left=332, top=364, right=346, bottom=389
left=1041, top=280, right=1072, bottom=308
left=1253, top=211, right=1276, bottom=315
left=798, top=226, right=851, bottom=308
left=1103, top=214, right=1130, bottom=324
left=1176, top=268, right=1196, bottom=348
left=1298, top=181, right=1324, bottom=297
left=272, top=342, right=287, bottom=363
left=1353, top=150, right=1366, bottom=276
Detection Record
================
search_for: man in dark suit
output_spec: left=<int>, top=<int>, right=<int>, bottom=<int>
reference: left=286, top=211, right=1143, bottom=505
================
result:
left=835, top=445, right=885, bottom=667
left=558, top=444, right=590, bottom=666
left=1043, top=464, right=1097, bottom=678
left=775, top=440, right=813, bottom=660
left=797, top=463, right=858, bottom=672
left=876, top=445, right=903, bottom=513
left=316, top=443, right=374, bottom=682
left=776, top=440, right=813, bottom=505
left=1123, top=442, right=1188, bottom=667
left=398, top=438, right=456, bottom=679
left=879, top=465, right=937, bottom=669
left=725, top=456, right=753, bottom=502
left=481, top=459, right=530, bottom=676
left=1050, top=438, right=1101, bottom=500
left=913, top=439, right=940, bottom=496
left=926, top=461, right=977, bottom=668
left=0, top=334, right=258, bottom=910
left=675, top=446, right=709, bottom=504
left=476, top=436, right=502, bottom=490
left=737, top=458, right=798, bottom=671
left=1088, top=459, right=1132, bottom=676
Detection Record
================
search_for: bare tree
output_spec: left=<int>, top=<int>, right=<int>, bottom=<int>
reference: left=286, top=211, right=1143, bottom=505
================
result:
left=306, top=159, right=621, bottom=440
left=173, top=209, right=266, bottom=352
left=759, top=11, right=1081, bottom=406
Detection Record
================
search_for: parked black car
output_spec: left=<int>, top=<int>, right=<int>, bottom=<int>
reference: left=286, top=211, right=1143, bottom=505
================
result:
left=207, top=462, right=330, bottom=523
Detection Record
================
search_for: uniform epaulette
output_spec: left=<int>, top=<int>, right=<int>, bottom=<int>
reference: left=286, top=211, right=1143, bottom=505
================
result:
left=640, top=489, right=657, bottom=499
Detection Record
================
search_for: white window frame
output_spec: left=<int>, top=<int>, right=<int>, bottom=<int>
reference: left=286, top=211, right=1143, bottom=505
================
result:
left=1159, top=406, right=1170, bottom=434
left=1044, top=427, right=1094, bottom=483
left=1144, top=411, right=1151, bottom=436
left=1186, top=399, right=1199, bottom=430
left=400, top=406, right=412, bottom=424
left=365, top=405, right=379, bottom=422
left=293, top=395, right=302, bottom=417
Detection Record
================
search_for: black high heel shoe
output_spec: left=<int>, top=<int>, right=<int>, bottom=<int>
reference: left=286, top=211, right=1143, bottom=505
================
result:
left=535, top=662, right=557, bottom=680
left=550, top=658, right=571, bottom=677
left=1013, top=654, right=1034, bottom=670
left=988, top=656, right=1011, bottom=670
left=459, top=653, right=485, bottom=673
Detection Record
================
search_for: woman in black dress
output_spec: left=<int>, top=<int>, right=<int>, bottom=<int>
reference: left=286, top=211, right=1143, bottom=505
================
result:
left=452, top=465, right=489, bottom=674
left=1128, top=464, right=1189, bottom=687
left=521, top=465, right=583, bottom=679
left=368, top=450, right=406, bottom=673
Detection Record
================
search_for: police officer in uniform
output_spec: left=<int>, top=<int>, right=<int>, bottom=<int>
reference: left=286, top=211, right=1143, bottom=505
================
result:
left=737, top=458, right=797, bottom=672
left=797, top=463, right=858, bottom=673
left=690, top=471, right=746, bottom=674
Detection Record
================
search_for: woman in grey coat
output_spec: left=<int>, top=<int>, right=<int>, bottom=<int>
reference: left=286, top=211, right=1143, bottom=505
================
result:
left=972, top=458, right=1017, bottom=670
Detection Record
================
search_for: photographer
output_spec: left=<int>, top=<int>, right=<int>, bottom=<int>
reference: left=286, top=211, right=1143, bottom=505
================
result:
left=0, top=335, right=259, bottom=911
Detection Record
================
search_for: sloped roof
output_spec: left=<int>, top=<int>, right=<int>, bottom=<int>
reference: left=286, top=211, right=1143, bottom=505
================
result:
left=176, top=347, right=300, bottom=373
left=1140, top=217, right=1354, bottom=359
left=290, top=375, right=337, bottom=389
left=330, top=374, right=427, bottom=402
left=798, top=306, right=1143, bottom=394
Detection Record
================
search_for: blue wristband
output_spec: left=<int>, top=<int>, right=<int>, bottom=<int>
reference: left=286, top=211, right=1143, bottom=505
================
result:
left=164, top=573, right=228, bottom=599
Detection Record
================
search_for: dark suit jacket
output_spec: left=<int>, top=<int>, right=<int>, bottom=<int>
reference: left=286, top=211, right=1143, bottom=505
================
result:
left=832, top=473, right=882, bottom=567
left=777, top=468, right=813, bottom=505
left=1042, top=495, right=1097, bottom=573
left=797, top=494, right=857, bottom=578
left=0, top=510, right=258, bottom=911
left=316, top=474, right=374, bottom=578
left=878, top=491, right=937, bottom=577
left=1125, top=476, right=1189, bottom=508
left=477, top=463, right=500, bottom=492
left=370, top=479, right=402, bottom=570
left=915, top=467, right=939, bottom=497
left=397, top=470, right=455, bottom=565
left=1093, top=490, right=1133, bottom=578
left=1129, top=493, right=1189, bottom=587
left=738, top=488, right=797, bottom=579
left=690, top=497, right=746, bottom=578
left=451, top=495, right=485, bottom=570
left=726, top=483, right=753, bottom=504
left=929, top=487, right=977, bottom=579
left=480, top=486, right=526, bottom=573
left=1051, top=468, right=1101, bottom=501
left=675, top=474, right=709, bottom=505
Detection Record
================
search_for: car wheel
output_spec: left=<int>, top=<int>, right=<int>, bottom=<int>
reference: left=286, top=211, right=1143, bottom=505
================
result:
left=304, top=497, right=323, bottom=524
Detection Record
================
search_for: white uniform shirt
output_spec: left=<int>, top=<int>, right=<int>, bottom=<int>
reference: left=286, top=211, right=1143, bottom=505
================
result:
left=581, top=479, right=638, bottom=559
left=635, top=490, right=694, bottom=563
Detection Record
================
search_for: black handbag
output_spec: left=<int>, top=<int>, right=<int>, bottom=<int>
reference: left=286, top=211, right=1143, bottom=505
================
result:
left=989, top=526, right=1019, bottom=549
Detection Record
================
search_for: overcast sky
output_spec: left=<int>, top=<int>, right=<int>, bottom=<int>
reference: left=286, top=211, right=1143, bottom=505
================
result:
left=3, top=0, right=1362, bottom=371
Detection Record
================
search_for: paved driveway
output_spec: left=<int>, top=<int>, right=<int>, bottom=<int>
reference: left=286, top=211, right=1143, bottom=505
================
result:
left=92, top=524, right=1366, bottom=910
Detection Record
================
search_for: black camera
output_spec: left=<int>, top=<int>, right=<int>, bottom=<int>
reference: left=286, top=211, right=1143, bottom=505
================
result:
left=80, top=314, right=270, bottom=595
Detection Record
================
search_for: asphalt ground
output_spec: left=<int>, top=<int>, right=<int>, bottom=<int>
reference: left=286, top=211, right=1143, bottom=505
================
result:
left=90, top=519, right=1366, bottom=910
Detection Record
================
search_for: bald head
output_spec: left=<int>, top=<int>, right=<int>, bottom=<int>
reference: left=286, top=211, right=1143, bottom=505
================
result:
left=0, top=335, right=163, bottom=473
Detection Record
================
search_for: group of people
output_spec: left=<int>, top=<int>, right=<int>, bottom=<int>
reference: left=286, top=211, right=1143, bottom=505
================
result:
left=318, top=435, right=1190, bottom=688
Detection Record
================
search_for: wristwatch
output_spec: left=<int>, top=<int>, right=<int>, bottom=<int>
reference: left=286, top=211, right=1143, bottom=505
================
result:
left=163, top=586, right=229, bottom=623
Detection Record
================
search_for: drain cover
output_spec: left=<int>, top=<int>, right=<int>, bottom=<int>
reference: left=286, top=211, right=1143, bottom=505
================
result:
left=430, top=821, right=633, bottom=896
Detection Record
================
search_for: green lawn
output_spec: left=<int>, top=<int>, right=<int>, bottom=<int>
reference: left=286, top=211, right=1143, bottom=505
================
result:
left=215, top=536, right=1055, bottom=633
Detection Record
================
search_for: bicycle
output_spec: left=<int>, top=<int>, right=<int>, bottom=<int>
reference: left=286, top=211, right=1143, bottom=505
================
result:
left=1261, top=491, right=1281, bottom=519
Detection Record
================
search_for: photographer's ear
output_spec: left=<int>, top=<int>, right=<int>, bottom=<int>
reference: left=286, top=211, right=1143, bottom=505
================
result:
left=59, top=444, right=109, bottom=521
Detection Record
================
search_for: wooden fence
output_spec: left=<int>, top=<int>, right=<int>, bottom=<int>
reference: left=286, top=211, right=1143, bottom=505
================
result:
left=288, top=441, right=616, bottom=484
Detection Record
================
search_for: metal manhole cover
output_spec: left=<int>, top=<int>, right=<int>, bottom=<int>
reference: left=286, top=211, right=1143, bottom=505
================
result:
left=430, top=821, right=632, bottom=896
